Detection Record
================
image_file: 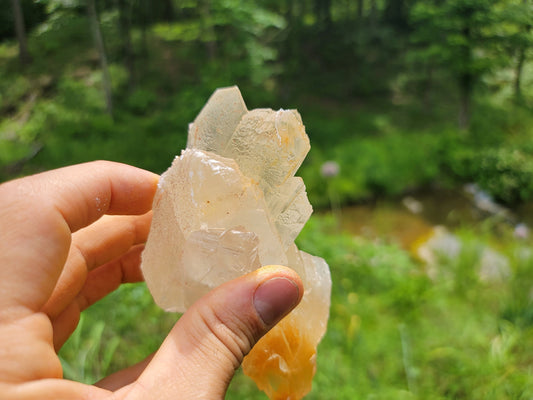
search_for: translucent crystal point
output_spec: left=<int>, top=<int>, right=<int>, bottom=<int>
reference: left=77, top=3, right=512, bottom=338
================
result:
left=266, top=177, right=313, bottom=250
left=141, top=86, right=331, bottom=399
left=221, top=108, right=310, bottom=189
left=187, top=86, right=248, bottom=152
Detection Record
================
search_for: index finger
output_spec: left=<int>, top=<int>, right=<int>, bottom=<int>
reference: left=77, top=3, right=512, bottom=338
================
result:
left=0, top=161, right=159, bottom=315
left=10, top=160, right=159, bottom=233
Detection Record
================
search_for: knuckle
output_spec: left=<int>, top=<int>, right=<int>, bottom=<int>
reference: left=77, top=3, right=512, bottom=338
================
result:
left=194, top=302, right=259, bottom=369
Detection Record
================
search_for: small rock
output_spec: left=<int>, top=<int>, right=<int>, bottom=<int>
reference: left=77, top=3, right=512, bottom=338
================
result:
left=478, top=247, right=510, bottom=282
left=402, top=196, right=423, bottom=214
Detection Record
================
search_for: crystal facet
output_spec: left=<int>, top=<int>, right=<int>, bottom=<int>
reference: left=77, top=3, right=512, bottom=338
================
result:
left=141, top=86, right=331, bottom=400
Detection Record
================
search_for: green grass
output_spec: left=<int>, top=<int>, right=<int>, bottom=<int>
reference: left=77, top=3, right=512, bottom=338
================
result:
left=59, top=214, right=533, bottom=399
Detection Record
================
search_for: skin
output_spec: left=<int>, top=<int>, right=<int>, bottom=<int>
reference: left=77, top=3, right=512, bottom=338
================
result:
left=0, top=161, right=303, bottom=400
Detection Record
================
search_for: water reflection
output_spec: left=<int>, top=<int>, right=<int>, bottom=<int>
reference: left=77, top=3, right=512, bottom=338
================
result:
left=335, top=187, right=531, bottom=250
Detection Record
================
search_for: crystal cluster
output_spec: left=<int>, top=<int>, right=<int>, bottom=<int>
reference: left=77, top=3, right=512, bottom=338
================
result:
left=141, top=86, right=331, bottom=400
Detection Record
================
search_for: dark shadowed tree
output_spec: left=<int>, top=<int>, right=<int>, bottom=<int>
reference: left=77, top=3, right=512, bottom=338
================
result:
left=117, top=0, right=135, bottom=88
left=163, top=0, right=175, bottom=22
left=357, top=0, right=364, bottom=20
left=87, top=0, right=113, bottom=116
left=512, top=0, right=532, bottom=100
left=200, top=0, right=217, bottom=60
left=314, top=0, right=332, bottom=28
left=410, top=0, right=497, bottom=130
left=383, top=0, right=409, bottom=31
left=10, top=0, right=31, bottom=65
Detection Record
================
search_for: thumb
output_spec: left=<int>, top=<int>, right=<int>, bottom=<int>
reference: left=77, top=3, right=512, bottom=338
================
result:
left=125, top=265, right=303, bottom=400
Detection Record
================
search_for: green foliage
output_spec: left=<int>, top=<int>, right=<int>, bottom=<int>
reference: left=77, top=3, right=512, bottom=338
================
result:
left=0, top=75, right=32, bottom=112
left=2, top=0, right=533, bottom=205
left=0, top=138, right=35, bottom=173
left=57, top=214, right=533, bottom=398
left=151, top=0, right=285, bottom=87
left=410, top=0, right=498, bottom=72
left=25, top=90, right=191, bottom=174
left=59, top=283, right=178, bottom=383
left=60, top=314, right=120, bottom=383
left=455, top=147, right=533, bottom=204
left=152, top=21, right=204, bottom=42
left=301, top=124, right=444, bottom=207
left=502, top=252, right=533, bottom=327
left=441, top=102, right=533, bottom=204
left=124, top=88, right=158, bottom=114
left=30, top=12, right=90, bottom=60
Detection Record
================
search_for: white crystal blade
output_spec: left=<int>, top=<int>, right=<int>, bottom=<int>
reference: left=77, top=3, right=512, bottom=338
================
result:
left=222, top=109, right=310, bottom=189
left=265, top=177, right=313, bottom=249
left=187, top=86, right=248, bottom=152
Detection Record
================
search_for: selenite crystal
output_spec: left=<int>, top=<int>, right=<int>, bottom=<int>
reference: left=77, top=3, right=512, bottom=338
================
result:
left=141, top=86, right=331, bottom=400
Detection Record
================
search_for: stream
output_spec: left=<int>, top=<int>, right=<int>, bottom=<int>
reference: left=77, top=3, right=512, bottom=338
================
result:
left=335, top=185, right=532, bottom=250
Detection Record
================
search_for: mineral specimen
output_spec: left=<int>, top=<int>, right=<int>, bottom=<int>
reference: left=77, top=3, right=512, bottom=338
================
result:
left=141, top=86, right=331, bottom=400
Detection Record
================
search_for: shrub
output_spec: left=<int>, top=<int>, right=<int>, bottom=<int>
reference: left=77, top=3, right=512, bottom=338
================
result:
left=451, top=147, right=533, bottom=205
left=302, top=132, right=444, bottom=208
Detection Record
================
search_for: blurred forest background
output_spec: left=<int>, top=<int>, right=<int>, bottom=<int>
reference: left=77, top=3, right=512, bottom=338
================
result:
left=2, top=0, right=533, bottom=399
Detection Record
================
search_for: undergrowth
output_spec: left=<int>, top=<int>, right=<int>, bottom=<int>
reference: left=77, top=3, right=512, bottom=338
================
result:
left=60, top=214, right=533, bottom=399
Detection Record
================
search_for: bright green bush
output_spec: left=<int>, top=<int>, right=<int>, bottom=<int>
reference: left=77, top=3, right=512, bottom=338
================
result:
left=0, top=75, right=32, bottom=112
left=451, top=147, right=533, bottom=204
left=302, top=132, right=444, bottom=207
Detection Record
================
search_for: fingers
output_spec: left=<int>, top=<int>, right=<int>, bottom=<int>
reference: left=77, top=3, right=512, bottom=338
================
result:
left=9, top=161, right=159, bottom=233
left=50, top=243, right=147, bottom=350
left=75, top=243, right=146, bottom=309
left=121, top=265, right=303, bottom=400
left=95, top=354, right=154, bottom=391
left=44, top=212, right=152, bottom=350
left=0, top=313, right=62, bottom=383
left=43, top=213, right=152, bottom=320
left=0, top=379, right=111, bottom=400
left=0, top=161, right=158, bottom=315
left=0, top=162, right=159, bottom=387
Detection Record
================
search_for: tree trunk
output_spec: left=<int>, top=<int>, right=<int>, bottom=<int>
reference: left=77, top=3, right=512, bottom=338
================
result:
left=87, top=0, right=113, bottom=117
left=10, top=0, right=31, bottom=65
left=384, top=0, right=407, bottom=30
left=201, top=0, right=216, bottom=61
left=286, top=0, right=294, bottom=26
left=458, top=19, right=473, bottom=130
left=139, top=0, right=151, bottom=58
left=422, top=64, right=434, bottom=111
left=514, top=0, right=531, bottom=101
left=458, top=72, right=472, bottom=130
left=163, top=0, right=175, bottom=22
left=357, top=0, right=364, bottom=20
left=515, top=47, right=526, bottom=101
left=368, top=0, right=378, bottom=30
left=118, top=0, right=135, bottom=89
left=285, top=0, right=297, bottom=54
left=314, top=0, right=332, bottom=28
left=370, top=0, right=378, bottom=20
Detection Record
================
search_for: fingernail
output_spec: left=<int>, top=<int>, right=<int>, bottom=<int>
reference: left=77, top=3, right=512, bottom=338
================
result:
left=253, top=277, right=300, bottom=326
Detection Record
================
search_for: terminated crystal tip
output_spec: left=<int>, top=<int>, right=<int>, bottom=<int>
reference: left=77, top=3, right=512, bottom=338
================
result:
left=187, top=86, right=248, bottom=152
left=141, top=86, right=331, bottom=400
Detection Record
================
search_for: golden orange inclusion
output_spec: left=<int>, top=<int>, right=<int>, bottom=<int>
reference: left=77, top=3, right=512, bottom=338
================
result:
left=242, top=318, right=317, bottom=400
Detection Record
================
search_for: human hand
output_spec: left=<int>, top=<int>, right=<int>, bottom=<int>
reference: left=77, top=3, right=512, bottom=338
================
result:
left=0, top=161, right=303, bottom=399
